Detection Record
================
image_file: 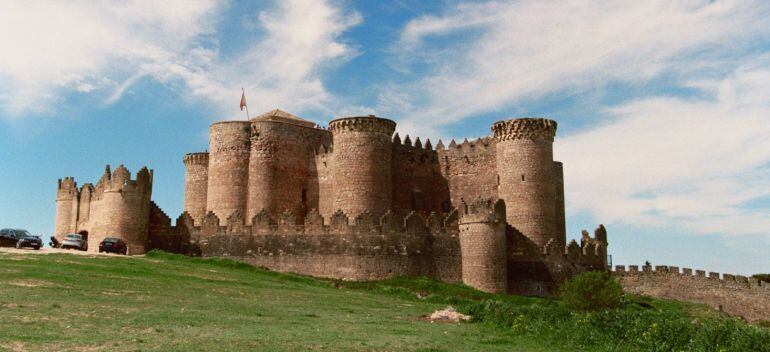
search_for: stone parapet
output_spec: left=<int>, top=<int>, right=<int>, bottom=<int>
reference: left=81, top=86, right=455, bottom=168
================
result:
left=612, top=264, right=770, bottom=323
left=492, top=118, right=557, bottom=142
left=329, top=115, right=396, bottom=135
left=183, top=152, right=209, bottom=165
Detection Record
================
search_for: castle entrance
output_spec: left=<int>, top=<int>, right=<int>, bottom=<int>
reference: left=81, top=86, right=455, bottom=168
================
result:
left=78, top=230, right=89, bottom=244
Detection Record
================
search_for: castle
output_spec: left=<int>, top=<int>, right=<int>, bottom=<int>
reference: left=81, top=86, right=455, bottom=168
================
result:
left=54, top=109, right=608, bottom=295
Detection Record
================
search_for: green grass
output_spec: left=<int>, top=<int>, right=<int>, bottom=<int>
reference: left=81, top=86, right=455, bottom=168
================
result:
left=0, top=250, right=558, bottom=352
left=0, top=250, right=766, bottom=352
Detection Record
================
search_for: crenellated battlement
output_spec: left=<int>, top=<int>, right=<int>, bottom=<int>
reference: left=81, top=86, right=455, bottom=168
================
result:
left=459, top=198, right=505, bottom=223
left=314, top=143, right=333, bottom=155
left=492, top=118, right=557, bottom=142
left=612, top=265, right=769, bottom=290
left=180, top=207, right=461, bottom=238
left=183, top=152, right=209, bottom=165
left=93, top=164, right=153, bottom=198
left=437, top=137, right=496, bottom=156
left=392, top=133, right=437, bottom=151
left=329, top=115, right=396, bottom=135
left=612, top=263, right=770, bottom=322
left=57, top=177, right=79, bottom=199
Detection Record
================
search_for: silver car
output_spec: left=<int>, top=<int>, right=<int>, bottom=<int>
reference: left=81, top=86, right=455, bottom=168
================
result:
left=61, top=233, right=87, bottom=251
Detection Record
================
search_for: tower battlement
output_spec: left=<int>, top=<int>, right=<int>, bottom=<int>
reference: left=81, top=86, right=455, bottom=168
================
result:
left=57, top=177, right=78, bottom=199
left=94, top=164, right=153, bottom=197
left=183, top=152, right=209, bottom=165
left=459, top=198, right=506, bottom=224
left=329, top=115, right=396, bottom=135
left=492, top=118, right=557, bottom=142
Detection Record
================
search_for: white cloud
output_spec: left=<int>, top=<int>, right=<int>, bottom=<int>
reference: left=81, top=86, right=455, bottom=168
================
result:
left=557, top=63, right=770, bottom=236
left=0, top=0, right=221, bottom=116
left=384, top=1, right=770, bottom=238
left=384, top=0, right=770, bottom=136
left=0, top=0, right=360, bottom=119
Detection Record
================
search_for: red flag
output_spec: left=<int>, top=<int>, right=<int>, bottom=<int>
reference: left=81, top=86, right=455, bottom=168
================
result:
left=240, top=91, right=247, bottom=111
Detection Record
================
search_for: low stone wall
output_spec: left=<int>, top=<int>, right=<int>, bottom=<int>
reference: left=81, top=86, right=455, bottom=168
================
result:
left=198, top=232, right=462, bottom=283
left=613, top=265, right=770, bottom=323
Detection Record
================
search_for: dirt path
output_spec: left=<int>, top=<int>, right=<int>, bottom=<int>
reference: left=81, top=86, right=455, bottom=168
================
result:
left=0, top=247, right=140, bottom=257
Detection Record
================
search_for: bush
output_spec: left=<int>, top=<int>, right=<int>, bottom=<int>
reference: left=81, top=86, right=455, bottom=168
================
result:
left=752, top=274, right=770, bottom=283
left=559, top=271, right=623, bottom=311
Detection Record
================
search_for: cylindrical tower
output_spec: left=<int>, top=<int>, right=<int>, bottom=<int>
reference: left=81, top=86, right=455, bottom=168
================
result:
left=493, top=118, right=560, bottom=248
left=458, top=198, right=508, bottom=293
left=54, top=177, right=78, bottom=241
left=329, top=116, right=396, bottom=218
left=206, top=121, right=251, bottom=221
left=88, top=165, right=153, bottom=254
left=246, top=121, right=286, bottom=223
left=183, top=152, right=209, bottom=224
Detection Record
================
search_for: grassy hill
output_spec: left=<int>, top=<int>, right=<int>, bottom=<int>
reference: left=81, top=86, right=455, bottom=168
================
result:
left=0, top=250, right=767, bottom=352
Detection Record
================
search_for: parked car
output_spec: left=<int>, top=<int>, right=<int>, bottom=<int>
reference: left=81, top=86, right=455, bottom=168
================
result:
left=0, top=229, right=41, bottom=249
left=99, top=237, right=127, bottom=254
left=61, top=233, right=88, bottom=251
left=15, top=231, right=42, bottom=250
left=0, top=229, right=18, bottom=247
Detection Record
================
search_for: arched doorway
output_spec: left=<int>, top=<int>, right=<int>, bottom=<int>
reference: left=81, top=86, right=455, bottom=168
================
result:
left=78, top=230, right=89, bottom=248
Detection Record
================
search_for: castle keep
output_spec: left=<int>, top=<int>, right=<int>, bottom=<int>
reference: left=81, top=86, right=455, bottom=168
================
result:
left=54, top=109, right=608, bottom=295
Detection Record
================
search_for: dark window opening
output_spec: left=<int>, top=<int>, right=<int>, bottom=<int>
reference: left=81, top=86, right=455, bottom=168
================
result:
left=521, top=174, right=525, bottom=182
left=301, top=189, right=307, bottom=203
left=411, top=191, right=424, bottom=211
left=441, top=200, right=451, bottom=213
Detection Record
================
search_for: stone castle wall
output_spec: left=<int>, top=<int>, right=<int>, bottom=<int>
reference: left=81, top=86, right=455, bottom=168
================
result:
left=147, top=199, right=608, bottom=296
left=163, top=208, right=463, bottom=283
left=613, top=265, right=770, bottom=323
left=391, top=135, right=449, bottom=216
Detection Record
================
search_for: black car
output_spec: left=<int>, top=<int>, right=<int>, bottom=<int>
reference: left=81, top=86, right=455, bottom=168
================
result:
left=0, top=229, right=42, bottom=250
left=99, top=237, right=127, bottom=254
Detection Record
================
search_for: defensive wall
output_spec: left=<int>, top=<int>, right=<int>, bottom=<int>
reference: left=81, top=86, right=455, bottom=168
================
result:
left=613, top=265, right=770, bottom=323
left=148, top=198, right=607, bottom=296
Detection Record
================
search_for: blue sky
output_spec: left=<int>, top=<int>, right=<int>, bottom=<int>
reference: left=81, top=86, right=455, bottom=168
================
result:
left=1, top=0, right=769, bottom=275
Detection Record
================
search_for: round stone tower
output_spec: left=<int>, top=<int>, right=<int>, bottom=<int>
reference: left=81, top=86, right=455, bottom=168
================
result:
left=206, top=121, right=251, bottom=221
left=54, top=177, right=78, bottom=241
left=183, top=152, right=209, bottom=224
left=329, top=115, right=396, bottom=218
left=492, top=118, right=561, bottom=248
left=88, top=165, right=153, bottom=254
left=458, top=198, right=508, bottom=293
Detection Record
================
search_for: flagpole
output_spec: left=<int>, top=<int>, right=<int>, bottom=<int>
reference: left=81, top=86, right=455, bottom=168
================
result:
left=242, top=87, right=250, bottom=119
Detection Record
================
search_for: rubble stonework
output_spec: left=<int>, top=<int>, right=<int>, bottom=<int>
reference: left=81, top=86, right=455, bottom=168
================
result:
left=55, top=109, right=608, bottom=295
